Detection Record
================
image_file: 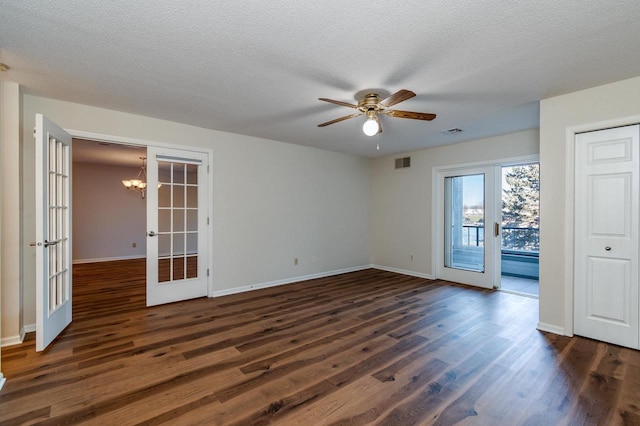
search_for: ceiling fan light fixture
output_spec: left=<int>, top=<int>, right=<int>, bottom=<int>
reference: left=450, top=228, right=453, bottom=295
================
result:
left=362, top=117, right=379, bottom=136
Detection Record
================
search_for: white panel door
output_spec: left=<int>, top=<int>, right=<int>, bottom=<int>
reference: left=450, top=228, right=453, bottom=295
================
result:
left=438, top=166, right=500, bottom=289
left=34, top=114, right=72, bottom=351
left=146, top=146, right=209, bottom=306
left=574, top=125, right=640, bottom=349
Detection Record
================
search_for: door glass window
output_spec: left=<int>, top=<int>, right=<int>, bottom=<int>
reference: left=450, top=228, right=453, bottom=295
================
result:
left=48, top=136, right=70, bottom=312
left=157, top=161, right=199, bottom=283
left=444, top=174, right=485, bottom=272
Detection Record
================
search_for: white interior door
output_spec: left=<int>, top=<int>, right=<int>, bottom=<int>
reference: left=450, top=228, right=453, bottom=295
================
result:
left=437, top=166, right=500, bottom=289
left=146, top=147, right=209, bottom=306
left=574, top=125, right=640, bottom=349
left=35, top=114, right=72, bottom=351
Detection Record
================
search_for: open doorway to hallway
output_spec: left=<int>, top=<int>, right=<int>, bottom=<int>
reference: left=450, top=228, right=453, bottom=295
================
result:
left=500, top=163, right=539, bottom=297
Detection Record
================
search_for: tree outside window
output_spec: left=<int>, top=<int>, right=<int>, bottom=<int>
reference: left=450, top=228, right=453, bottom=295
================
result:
left=502, top=164, right=539, bottom=252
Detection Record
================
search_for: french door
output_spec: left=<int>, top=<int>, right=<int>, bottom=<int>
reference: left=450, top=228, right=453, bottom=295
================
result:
left=146, top=146, right=209, bottom=306
left=34, top=114, right=72, bottom=351
left=437, top=166, right=500, bottom=289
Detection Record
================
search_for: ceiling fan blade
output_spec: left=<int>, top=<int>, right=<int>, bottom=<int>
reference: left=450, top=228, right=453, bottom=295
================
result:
left=376, top=116, right=382, bottom=134
left=385, top=109, right=436, bottom=121
left=379, top=89, right=416, bottom=108
left=317, top=113, right=363, bottom=127
left=318, top=98, right=359, bottom=109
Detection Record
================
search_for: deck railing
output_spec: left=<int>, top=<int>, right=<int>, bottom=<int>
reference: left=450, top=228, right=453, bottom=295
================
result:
left=462, top=225, right=539, bottom=254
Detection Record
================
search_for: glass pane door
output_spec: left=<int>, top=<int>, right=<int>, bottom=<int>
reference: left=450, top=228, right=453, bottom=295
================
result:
left=444, top=174, right=485, bottom=272
left=438, top=165, right=498, bottom=289
left=146, top=147, right=209, bottom=307
left=35, top=114, right=73, bottom=351
left=157, top=161, right=199, bottom=282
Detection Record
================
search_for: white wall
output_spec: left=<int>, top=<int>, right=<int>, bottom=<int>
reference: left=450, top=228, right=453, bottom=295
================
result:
left=73, top=162, right=147, bottom=262
left=371, top=129, right=539, bottom=277
left=15, top=95, right=371, bottom=329
left=539, top=75, right=640, bottom=333
left=1, top=81, right=22, bottom=347
left=0, top=78, right=4, bottom=386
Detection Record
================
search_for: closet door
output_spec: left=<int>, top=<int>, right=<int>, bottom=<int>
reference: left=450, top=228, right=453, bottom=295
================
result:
left=574, top=125, right=639, bottom=349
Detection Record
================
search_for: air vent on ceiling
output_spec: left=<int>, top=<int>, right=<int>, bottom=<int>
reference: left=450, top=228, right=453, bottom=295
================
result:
left=395, top=157, right=411, bottom=169
left=442, top=127, right=463, bottom=134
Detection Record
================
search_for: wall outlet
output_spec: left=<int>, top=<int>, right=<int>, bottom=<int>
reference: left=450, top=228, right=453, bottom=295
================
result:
left=294, top=258, right=299, bottom=266
left=132, top=242, right=137, bottom=248
left=409, top=254, right=414, bottom=261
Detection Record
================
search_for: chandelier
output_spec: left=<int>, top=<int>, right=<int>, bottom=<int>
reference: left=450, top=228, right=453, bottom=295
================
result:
left=122, top=157, right=149, bottom=199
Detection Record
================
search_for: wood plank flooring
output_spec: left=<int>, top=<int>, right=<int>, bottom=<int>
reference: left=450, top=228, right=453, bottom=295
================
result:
left=1, top=259, right=640, bottom=425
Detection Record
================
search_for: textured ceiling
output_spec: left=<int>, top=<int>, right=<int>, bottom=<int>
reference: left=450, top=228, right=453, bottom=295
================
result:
left=2, top=0, right=640, bottom=157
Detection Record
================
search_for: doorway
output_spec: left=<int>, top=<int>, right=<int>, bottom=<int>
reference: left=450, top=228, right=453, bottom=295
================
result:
left=499, top=163, right=540, bottom=297
left=71, top=139, right=148, bottom=315
left=435, top=157, right=540, bottom=291
left=71, top=140, right=211, bottom=307
left=35, top=114, right=213, bottom=351
left=72, top=139, right=148, bottom=264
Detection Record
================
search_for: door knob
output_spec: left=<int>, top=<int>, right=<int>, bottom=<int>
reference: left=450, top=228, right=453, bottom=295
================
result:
left=30, top=241, right=58, bottom=247
left=605, top=246, right=612, bottom=251
left=148, top=231, right=157, bottom=237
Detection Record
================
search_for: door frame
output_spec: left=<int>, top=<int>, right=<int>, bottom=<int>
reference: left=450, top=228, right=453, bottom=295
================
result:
left=433, top=154, right=539, bottom=287
left=65, top=129, right=214, bottom=298
left=563, top=115, right=640, bottom=337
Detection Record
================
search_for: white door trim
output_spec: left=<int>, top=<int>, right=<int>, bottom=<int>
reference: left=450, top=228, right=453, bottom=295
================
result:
left=432, top=154, right=539, bottom=285
left=563, top=114, right=640, bottom=337
left=65, top=129, right=214, bottom=298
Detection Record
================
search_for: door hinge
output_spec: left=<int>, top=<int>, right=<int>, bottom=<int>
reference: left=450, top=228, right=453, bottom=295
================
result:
left=207, top=165, right=210, bottom=173
left=33, top=127, right=36, bottom=136
left=207, top=268, right=210, bottom=277
left=207, top=217, right=210, bottom=225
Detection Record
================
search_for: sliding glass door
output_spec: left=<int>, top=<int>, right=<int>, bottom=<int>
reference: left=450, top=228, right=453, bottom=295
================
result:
left=438, top=166, right=499, bottom=288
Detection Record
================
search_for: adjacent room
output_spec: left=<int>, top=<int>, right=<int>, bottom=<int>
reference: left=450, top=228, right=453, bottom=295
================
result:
left=2, top=1, right=640, bottom=424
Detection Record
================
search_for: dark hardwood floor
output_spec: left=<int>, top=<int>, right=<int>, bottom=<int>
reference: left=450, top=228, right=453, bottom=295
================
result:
left=1, top=259, right=639, bottom=425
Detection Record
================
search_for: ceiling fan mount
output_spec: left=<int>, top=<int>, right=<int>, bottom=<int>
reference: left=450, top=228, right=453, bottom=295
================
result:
left=317, top=89, right=436, bottom=136
left=358, top=93, right=384, bottom=113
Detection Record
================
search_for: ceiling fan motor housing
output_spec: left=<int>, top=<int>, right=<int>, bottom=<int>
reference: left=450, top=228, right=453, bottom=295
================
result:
left=359, top=94, right=383, bottom=113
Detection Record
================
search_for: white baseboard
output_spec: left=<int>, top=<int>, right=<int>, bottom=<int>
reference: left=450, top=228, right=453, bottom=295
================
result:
left=371, top=265, right=434, bottom=280
left=1, top=333, right=24, bottom=348
left=73, top=255, right=146, bottom=264
left=537, top=322, right=565, bottom=336
left=0, top=374, right=5, bottom=392
left=210, top=265, right=372, bottom=298
left=1, top=324, right=35, bottom=348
